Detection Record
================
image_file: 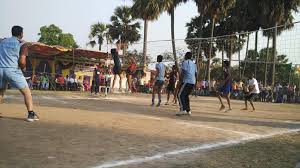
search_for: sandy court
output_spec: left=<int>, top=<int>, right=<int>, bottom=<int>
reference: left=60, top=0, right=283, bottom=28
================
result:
left=0, top=90, right=300, bottom=168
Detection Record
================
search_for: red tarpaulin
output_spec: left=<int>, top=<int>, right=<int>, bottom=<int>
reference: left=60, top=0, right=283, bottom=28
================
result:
left=28, top=42, right=108, bottom=59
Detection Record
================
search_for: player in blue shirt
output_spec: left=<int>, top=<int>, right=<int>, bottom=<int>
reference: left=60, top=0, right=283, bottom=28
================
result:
left=0, top=26, right=39, bottom=122
left=151, top=55, right=165, bottom=107
left=176, top=52, right=197, bottom=116
left=217, top=60, right=232, bottom=112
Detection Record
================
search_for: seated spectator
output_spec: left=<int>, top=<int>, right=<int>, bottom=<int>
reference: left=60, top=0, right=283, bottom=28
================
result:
left=40, top=73, right=49, bottom=90
left=75, top=76, right=83, bottom=91
left=56, top=75, right=65, bottom=90
left=25, top=76, right=33, bottom=90
left=32, top=74, right=40, bottom=90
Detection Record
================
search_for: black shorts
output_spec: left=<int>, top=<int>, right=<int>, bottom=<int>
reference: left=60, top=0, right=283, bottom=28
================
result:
left=245, top=93, right=257, bottom=101
left=154, top=80, right=164, bottom=88
left=126, top=69, right=135, bottom=75
left=113, top=66, right=122, bottom=75
left=167, top=83, right=175, bottom=93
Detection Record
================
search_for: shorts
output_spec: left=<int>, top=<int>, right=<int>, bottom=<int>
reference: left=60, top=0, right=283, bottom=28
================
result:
left=0, top=68, right=28, bottom=89
left=218, top=83, right=232, bottom=95
left=154, top=80, right=164, bottom=88
left=126, top=69, right=135, bottom=75
left=245, top=93, right=257, bottom=101
left=113, top=66, right=122, bottom=75
left=167, top=83, right=175, bottom=93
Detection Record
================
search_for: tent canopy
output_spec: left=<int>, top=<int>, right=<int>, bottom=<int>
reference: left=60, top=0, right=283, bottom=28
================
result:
left=28, top=42, right=108, bottom=59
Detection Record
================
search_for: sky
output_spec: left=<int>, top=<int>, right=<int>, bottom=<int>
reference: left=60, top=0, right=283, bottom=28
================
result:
left=0, top=0, right=299, bottom=64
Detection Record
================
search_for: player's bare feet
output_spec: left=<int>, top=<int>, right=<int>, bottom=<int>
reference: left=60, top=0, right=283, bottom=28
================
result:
left=250, top=108, right=255, bottom=112
left=219, top=105, right=225, bottom=111
left=225, top=108, right=232, bottom=112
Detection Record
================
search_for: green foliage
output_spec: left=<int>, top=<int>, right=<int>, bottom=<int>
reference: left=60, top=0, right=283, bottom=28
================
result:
left=241, top=48, right=291, bottom=85
left=88, top=22, right=109, bottom=51
left=108, top=6, right=141, bottom=46
left=131, top=0, right=170, bottom=20
left=38, top=24, right=78, bottom=48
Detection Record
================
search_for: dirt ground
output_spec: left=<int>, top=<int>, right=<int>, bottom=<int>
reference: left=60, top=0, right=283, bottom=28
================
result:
left=0, top=90, right=300, bottom=168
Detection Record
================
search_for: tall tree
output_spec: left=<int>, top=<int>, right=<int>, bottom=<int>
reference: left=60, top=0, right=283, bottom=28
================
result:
left=108, top=6, right=141, bottom=56
left=131, top=0, right=170, bottom=69
left=258, top=0, right=300, bottom=94
left=38, top=24, right=78, bottom=48
left=166, top=0, right=188, bottom=70
left=194, top=0, right=236, bottom=90
left=88, top=22, right=109, bottom=51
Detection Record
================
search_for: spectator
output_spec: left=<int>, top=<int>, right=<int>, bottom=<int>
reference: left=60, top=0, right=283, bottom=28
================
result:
left=56, top=74, right=65, bottom=90
left=69, top=76, right=75, bottom=91
left=77, top=76, right=84, bottom=91
left=282, top=84, right=289, bottom=103
left=40, top=73, right=49, bottom=90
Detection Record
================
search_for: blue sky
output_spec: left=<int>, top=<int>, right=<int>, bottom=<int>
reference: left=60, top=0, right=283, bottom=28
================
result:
left=0, top=0, right=299, bottom=64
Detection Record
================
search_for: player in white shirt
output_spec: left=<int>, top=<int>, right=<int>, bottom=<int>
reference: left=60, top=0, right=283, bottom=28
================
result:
left=243, top=74, right=260, bottom=111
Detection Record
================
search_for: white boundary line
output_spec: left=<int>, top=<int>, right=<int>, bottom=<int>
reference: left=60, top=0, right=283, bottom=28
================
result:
left=176, top=121, right=258, bottom=137
left=92, top=128, right=300, bottom=168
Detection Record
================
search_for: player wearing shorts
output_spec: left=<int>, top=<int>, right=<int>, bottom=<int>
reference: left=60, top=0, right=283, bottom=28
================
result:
left=243, top=74, right=260, bottom=111
left=111, top=48, right=123, bottom=92
left=176, top=52, right=197, bottom=116
left=0, top=26, right=39, bottom=122
left=165, top=65, right=178, bottom=105
left=151, top=55, right=165, bottom=107
left=126, top=56, right=137, bottom=93
left=216, top=60, right=232, bottom=112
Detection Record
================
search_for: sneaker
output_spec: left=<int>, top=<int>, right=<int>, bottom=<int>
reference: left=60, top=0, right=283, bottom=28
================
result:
left=176, top=110, right=187, bottom=116
left=26, top=112, right=39, bottom=122
left=186, top=111, right=192, bottom=115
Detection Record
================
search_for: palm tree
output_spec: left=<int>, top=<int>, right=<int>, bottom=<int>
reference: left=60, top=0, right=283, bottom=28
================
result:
left=131, top=0, right=170, bottom=69
left=166, top=0, right=188, bottom=70
left=108, top=6, right=141, bottom=56
left=257, top=0, right=300, bottom=94
left=88, top=22, right=108, bottom=51
left=194, top=0, right=236, bottom=90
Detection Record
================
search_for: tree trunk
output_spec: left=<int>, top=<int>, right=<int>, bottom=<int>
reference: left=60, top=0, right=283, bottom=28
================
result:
left=264, top=36, right=270, bottom=87
left=238, top=35, right=241, bottom=79
left=170, top=8, right=179, bottom=71
left=222, top=44, right=224, bottom=68
left=229, top=36, right=233, bottom=67
left=196, top=15, right=204, bottom=81
left=254, top=31, right=258, bottom=78
left=208, top=17, right=215, bottom=91
left=271, top=23, right=277, bottom=100
left=242, top=32, right=250, bottom=78
left=143, top=20, right=148, bottom=71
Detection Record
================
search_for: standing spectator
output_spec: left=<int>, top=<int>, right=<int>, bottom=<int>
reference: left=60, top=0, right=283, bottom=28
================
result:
left=91, top=68, right=100, bottom=94
left=282, top=84, right=289, bottom=103
left=69, top=75, right=76, bottom=91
